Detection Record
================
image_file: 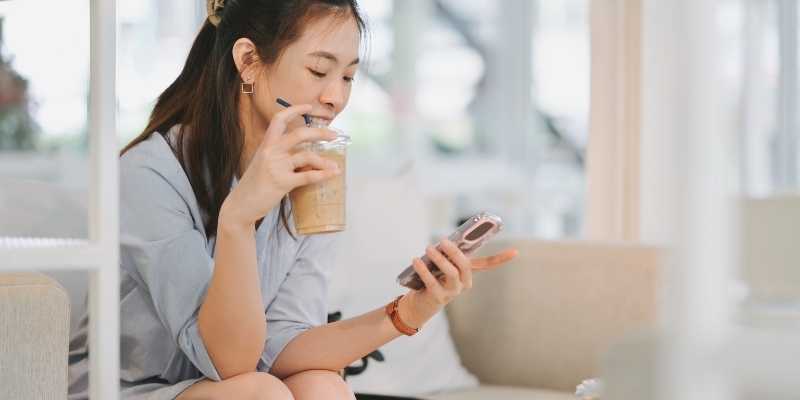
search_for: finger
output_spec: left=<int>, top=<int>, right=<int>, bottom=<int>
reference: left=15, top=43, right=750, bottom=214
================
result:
left=290, top=168, right=341, bottom=187
left=439, top=239, right=473, bottom=289
left=426, top=245, right=462, bottom=291
left=412, top=258, right=446, bottom=299
left=278, top=127, right=338, bottom=152
left=472, top=248, right=519, bottom=271
left=290, top=151, right=339, bottom=173
left=263, top=104, right=313, bottom=148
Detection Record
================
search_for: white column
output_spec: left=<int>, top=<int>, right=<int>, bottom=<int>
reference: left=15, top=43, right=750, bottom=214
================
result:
left=89, top=0, right=119, bottom=398
left=495, top=0, right=536, bottom=165
left=737, top=1, right=771, bottom=195
left=391, top=0, right=430, bottom=161
left=775, top=0, right=799, bottom=190
left=641, top=0, right=734, bottom=398
left=478, top=0, right=537, bottom=235
left=585, top=0, right=642, bottom=241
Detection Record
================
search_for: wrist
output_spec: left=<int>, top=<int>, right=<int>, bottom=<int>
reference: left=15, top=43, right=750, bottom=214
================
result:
left=398, top=291, right=438, bottom=329
left=218, top=202, right=254, bottom=235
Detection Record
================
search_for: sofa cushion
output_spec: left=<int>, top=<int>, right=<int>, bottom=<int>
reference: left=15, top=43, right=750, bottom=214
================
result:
left=425, top=385, right=574, bottom=400
left=0, top=272, right=71, bottom=399
left=446, top=240, right=661, bottom=392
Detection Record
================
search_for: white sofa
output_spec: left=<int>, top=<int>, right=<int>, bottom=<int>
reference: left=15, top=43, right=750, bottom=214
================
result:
left=428, top=239, right=661, bottom=399
left=0, top=176, right=662, bottom=398
left=0, top=239, right=660, bottom=399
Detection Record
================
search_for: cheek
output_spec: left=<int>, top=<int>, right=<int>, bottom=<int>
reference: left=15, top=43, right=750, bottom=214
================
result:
left=287, top=65, right=315, bottom=89
left=252, top=96, right=278, bottom=125
left=253, top=78, right=278, bottom=116
left=342, top=84, right=352, bottom=106
left=279, top=68, right=320, bottom=102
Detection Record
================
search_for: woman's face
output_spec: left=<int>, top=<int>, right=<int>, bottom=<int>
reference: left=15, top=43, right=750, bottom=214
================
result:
left=248, top=12, right=361, bottom=130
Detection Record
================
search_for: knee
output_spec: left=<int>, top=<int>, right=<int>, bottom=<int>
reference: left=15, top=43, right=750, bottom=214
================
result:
left=235, top=371, right=294, bottom=400
left=283, top=370, right=354, bottom=400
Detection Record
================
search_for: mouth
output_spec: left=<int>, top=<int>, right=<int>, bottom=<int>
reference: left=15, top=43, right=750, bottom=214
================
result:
left=306, top=115, right=333, bottom=126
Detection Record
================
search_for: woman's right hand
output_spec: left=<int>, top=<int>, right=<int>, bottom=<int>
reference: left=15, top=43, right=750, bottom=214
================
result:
left=220, top=104, right=340, bottom=227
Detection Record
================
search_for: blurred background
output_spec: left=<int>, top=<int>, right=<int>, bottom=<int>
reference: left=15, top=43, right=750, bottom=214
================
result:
left=0, top=0, right=592, bottom=239
left=2, top=0, right=799, bottom=239
left=2, top=1, right=800, bottom=397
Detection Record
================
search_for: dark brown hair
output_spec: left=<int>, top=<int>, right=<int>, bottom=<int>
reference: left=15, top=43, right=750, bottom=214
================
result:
left=122, top=0, right=366, bottom=239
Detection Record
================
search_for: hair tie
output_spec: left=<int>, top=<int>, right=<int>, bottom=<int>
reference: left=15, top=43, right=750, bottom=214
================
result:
left=206, top=0, right=225, bottom=27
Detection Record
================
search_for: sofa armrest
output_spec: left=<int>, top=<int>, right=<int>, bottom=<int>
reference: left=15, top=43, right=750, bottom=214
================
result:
left=0, top=273, right=71, bottom=400
left=445, top=240, right=661, bottom=392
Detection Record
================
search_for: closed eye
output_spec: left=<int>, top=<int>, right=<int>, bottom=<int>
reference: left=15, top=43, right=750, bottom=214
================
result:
left=309, top=68, right=326, bottom=78
left=310, top=68, right=354, bottom=83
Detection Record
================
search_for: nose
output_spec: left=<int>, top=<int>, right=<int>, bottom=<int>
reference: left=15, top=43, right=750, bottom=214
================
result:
left=319, top=79, right=349, bottom=114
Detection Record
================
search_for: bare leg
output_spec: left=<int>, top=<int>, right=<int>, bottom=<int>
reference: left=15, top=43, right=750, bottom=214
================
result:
left=177, top=371, right=294, bottom=400
left=283, top=370, right=355, bottom=400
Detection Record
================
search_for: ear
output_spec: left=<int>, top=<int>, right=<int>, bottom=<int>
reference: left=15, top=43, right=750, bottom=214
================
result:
left=232, top=38, right=259, bottom=81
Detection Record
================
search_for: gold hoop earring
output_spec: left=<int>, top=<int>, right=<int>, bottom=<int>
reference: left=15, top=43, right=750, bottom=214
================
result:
left=241, top=82, right=254, bottom=94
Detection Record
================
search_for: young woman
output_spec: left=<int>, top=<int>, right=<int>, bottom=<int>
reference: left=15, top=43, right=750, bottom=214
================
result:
left=67, top=1, right=518, bottom=399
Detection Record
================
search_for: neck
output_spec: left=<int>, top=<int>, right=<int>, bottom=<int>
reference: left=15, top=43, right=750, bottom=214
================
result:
left=238, top=97, right=268, bottom=177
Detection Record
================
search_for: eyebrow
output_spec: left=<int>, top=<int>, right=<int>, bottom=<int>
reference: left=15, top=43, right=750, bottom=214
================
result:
left=308, top=51, right=360, bottom=67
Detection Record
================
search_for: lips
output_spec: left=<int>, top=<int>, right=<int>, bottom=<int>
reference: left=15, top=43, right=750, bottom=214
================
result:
left=307, top=115, right=333, bottom=126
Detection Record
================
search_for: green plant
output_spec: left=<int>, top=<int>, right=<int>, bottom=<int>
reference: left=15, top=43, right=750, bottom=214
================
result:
left=0, top=18, right=39, bottom=150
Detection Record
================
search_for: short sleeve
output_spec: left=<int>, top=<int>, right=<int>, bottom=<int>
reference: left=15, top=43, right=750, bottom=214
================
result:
left=259, top=232, right=339, bottom=371
left=119, top=162, right=222, bottom=381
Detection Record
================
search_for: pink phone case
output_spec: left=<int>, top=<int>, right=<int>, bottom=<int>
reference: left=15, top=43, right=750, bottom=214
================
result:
left=396, top=212, right=503, bottom=290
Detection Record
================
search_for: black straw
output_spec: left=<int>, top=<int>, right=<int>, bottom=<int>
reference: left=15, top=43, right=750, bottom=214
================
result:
left=276, top=97, right=311, bottom=126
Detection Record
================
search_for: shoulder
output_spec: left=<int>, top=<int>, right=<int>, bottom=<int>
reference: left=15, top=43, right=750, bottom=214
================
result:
left=119, top=131, right=202, bottom=230
left=120, top=131, right=189, bottom=194
left=121, top=131, right=180, bottom=178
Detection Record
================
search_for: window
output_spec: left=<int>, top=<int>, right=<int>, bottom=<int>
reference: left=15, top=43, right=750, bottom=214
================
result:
left=342, top=0, right=590, bottom=238
left=0, top=1, right=89, bottom=151
left=118, top=1, right=205, bottom=142
left=3, top=0, right=590, bottom=239
left=721, top=0, right=800, bottom=196
left=0, top=0, right=91, bottom=198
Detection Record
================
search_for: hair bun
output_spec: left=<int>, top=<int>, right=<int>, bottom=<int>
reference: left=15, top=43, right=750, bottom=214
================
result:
left=206, top=0, right=225, bottom=27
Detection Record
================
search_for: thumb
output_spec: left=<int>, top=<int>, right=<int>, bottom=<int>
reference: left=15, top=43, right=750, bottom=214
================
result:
left=471, top=248, right=519, bottom=271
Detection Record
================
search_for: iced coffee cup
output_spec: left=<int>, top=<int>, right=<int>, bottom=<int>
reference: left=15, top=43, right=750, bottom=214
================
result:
left=289, top=119, right=351, bottom=235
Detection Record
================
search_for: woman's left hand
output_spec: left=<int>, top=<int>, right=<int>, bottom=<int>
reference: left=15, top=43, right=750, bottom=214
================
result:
left=398, top=239, right=518, bottom=329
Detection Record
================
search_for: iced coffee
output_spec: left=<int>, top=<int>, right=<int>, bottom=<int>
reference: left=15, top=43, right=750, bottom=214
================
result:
left=289, top=123, right=350, bottom=235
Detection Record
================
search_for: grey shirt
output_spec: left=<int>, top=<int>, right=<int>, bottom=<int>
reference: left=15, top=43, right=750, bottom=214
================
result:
left=68, top=130, right=338, bottom=399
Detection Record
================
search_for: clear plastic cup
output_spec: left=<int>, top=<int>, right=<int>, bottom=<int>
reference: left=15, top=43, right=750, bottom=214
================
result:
left=289, top=118, right=351, bottom=235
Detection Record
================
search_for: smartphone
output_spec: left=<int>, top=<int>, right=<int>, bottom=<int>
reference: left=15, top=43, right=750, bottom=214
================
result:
left=396, top=211, right=504, bottom=290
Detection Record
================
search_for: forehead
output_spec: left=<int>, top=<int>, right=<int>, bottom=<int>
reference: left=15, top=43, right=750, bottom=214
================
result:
left=290, top=12, right=361, bottom=61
